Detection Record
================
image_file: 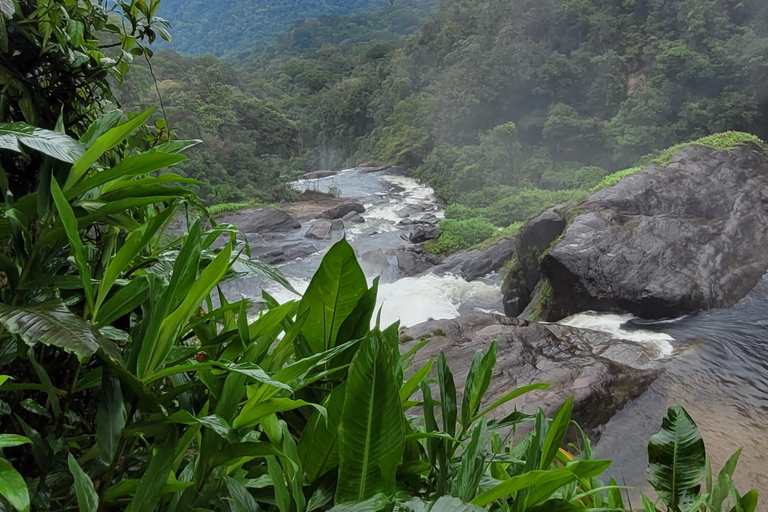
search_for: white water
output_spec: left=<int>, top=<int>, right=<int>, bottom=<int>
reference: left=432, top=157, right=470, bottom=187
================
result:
left=559, top=311, right=675, bottom=357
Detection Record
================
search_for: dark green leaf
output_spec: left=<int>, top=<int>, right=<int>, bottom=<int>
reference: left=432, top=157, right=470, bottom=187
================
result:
left=647, top=405, right=706, bottom=511
left=67, top=454, right=99, bottom=512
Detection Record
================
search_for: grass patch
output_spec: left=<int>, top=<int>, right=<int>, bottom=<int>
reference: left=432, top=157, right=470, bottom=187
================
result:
left=425, top=217, right=497, bottom=254
left=591, top=132, right=764, bottom=193
left=645, top=131, right=764, bottom=166
left=469, top=222, right=523, bottom=251
left=207, top=201, right=262, bottom=215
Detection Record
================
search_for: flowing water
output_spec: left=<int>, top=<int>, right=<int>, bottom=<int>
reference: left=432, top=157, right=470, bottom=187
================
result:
left=228, top=168, right=503, bottom=327
left=235, top=167, right=768, bottom=498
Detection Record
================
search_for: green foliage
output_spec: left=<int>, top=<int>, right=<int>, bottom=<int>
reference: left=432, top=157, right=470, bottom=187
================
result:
left=591, top=167, right=643, bottom=192
left=426, top=217, right=497, bottom=254
left=207, top=201, right=264, bottom=216
left=643, top=131, right=765, bottom=166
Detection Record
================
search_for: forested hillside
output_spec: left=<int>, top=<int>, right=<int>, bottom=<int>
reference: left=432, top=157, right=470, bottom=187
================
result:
left=129, top=0, right=768, bottom=225
left=158, top=0, right=408, bottom=55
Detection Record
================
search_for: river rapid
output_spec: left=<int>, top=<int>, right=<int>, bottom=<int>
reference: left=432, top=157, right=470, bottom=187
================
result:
left=229, top=167, right=768, bottom=498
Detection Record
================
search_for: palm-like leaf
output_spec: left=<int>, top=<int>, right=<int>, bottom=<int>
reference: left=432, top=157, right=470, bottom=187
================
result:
left=298, top=238, right=367, bottom=354
left=0, top=122, right=84, bottom=163
left=0, top=301, right=119, bottom=361
left=335, top=331, right=405, bottom=503
left=647, top=405, right=706, bottom=511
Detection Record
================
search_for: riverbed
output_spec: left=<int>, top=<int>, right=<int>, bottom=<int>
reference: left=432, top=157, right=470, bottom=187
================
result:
left=229, top=167, right=768, bottom=500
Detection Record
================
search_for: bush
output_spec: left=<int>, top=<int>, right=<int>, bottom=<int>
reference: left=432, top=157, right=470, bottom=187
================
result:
left=643, top=131, right=764, bottom=165
left=444, top=203, right=479, bottom=220
left=427, top=217, right=497, bottom=253
left=540, top=165, right=609, bottom=190
left=479, top=188, right=584, bottom=227
left=591, top=166, right=643, bottom=192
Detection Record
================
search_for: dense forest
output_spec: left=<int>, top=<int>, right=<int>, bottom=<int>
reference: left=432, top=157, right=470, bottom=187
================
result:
left=127, top=0, right=768, bottom=235
left=158, top=0, right=419, bottom=56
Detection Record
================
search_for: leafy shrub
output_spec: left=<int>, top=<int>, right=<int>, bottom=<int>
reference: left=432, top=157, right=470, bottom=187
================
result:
left=444, top=203, right=479, bottom=220
left=427, top=217, right=497, bottom=253
left=479, top=188, right=584, bottom=227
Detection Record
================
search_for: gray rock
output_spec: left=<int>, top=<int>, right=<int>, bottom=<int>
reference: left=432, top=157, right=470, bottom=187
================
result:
left=502, top=207, right=567, bottom=317
left=251, top=242, right=317, bottom=264
left=431, top=238, right=515, bottom=282
left=418, top=213, right=440, bottom=225
left=395, top=246, right=441, bottom=276
left=300, top=170, right=337, bottom=180
left=343, top=212, right=365, bottom=223
left=318, top=202, right=366, bottom=220
left=330, top=219, right=344, bottom=231
left=218, top=208, right=301, bottom=234
left=398, top=218, right=415, bottom=226
left=400, top=314, right=660, bottom=434
left=542, top=144, right=768, bottom=319
left=305, top=220, right=333, bottom=240
left=396, top=204, right=425, bottom=218
left=406, top=226, right=441, bottom=244
left=360, top=249, right=390, bottom=275
left=461, top=238, right=515, bottom=281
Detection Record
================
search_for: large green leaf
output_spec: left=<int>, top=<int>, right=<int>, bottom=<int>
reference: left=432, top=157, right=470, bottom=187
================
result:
left=335, top=331, right=405, bottom=503
left=298, top=382, right=347, bottom=482
left=470, top=469, right=577, bottom=506
left=0, top=122, right=84, bottom=163
left=0, top=301, right=118, bottom=361
left=64, top=108, right=154, bottom=190
left=68, top=454, right=99, bottom=512
left=540, top=396, right=574, bottom=469
left=138, top=243, right=232, bottom=379
left=124, top=434, right=176, bottom=512
left=51, top=177, right=95, bottom=313
left=298, top=238, right=367, bottom=354
left=0, top=458, right=29, bottom=512
left=647, top=405, right=707, bottom=511
left=65, top=152, right=186, bottom=200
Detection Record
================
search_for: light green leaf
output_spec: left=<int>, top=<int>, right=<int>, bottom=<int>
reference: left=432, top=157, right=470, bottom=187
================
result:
left=0, top=435, right=30, bottom=449
left=0, top=458, right=29, bottom=512
left=470, top=470, right=576, bottom=506
left=64, top=107, right=154, bottom=190
left=540, top=396, right=574, bottom=469
left=51, top=178, right=94, bottom=313
left=327, top=493, right=390, bottom=512
left=473, top=383, right=550, bottom=423
left=298, top=238, right=367, bottom=353
left=233, top=397, right=325, bottom=430
left=0, top=122, right=84, bottom=163
left=68, top=454, right=99, bottom=512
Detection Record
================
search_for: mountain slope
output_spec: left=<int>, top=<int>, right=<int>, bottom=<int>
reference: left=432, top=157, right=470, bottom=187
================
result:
left=158, top=0, right=385, bottom=55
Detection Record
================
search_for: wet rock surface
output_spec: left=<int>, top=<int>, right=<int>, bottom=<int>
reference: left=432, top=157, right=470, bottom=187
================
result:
left=395, top=245, right=442, bottom=276
left=317, top=202, right=366, bottom=220
left=305, top=219, right=334, bottom=239
left=300, top=170, right=337, bottom=180
left=435, top=238, right=516, bottom=282
left=543, top=145, right=768, bottom=319
left=217, top=207, right=301, bottom=234
left=503, top=144, right=768, bottom=320
left=401, top=314, right=660, bottom=434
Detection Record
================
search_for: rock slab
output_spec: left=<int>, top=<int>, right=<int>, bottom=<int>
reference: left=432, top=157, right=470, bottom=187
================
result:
left=400, top=314, right=659, bottom=434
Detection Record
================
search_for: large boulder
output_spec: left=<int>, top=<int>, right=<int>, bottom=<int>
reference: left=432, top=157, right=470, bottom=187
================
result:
left=541, top=145, right=768, bottom=319
left=251, top=241, right=317, bottom=265
left=406, top=226, right=441, bottom=244
left=400, top=314, right=660, bottom=433
left=395, top=246, right=441, bottom=276
left=503, top=144, right=768, bottom=321
left=502, top=208, right=566, bottom=317
left=218, top=208, right=301, bottom=234
left=432, top=237, right=516, bottom=282
left=299, top=170, right=337, bottom=180
left=305, top=220, right=333, bottom=240
left=318, top=202, right=366, bottom=220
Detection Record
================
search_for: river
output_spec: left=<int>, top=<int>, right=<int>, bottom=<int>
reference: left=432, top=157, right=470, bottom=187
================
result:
left=230, top=167, right=768, bottom=499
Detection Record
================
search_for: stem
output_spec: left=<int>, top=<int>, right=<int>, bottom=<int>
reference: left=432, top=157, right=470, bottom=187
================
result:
left=97, top=400, right=137, bottom=511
